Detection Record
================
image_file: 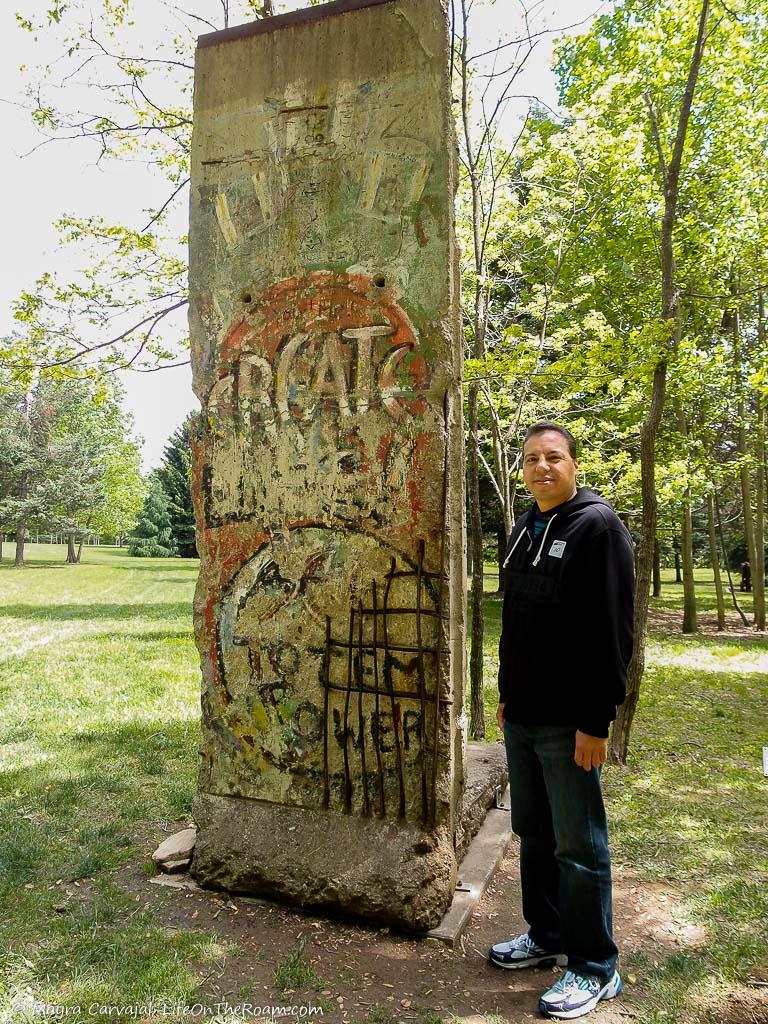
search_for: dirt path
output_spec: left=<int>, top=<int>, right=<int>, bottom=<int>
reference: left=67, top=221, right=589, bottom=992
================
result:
left=123, top=841, right=711, bottom=1024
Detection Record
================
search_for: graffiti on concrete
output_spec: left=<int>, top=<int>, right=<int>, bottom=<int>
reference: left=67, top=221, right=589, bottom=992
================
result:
left=199, top=525, right=447, bottom=820
left=321, top=539, right=446, bottom=823
left=199, top=271, right=441, bottom=532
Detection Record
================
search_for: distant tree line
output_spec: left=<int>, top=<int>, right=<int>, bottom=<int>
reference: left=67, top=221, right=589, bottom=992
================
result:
left=0, top=367, right=199, bottom=565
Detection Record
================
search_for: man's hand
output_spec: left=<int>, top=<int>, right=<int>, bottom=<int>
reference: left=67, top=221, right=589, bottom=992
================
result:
left=574, top=731, right=607, bottom=771
left=496, top=703, right=505, bottom=732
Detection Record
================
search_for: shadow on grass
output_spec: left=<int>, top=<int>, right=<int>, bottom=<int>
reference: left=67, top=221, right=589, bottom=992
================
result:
left=650, top=630, right=768, bottom=651
left=0, top=717, right=198, bottom=888
left=0, top=711, right=230, bottom=1019
left=109, top=561, right=200, bottom=573
left=0, top=603, right=193, bottom=623
left=0, top=561, right=70, bottom=571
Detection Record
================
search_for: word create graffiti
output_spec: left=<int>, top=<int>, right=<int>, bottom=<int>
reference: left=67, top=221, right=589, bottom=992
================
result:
left=198, top=274, right=433, bottom=527
left=202, top=272, right=430, bottom=436
left=208, top=324, right=424, bottom=429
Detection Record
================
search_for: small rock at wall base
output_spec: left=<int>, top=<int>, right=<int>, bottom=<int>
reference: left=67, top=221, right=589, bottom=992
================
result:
left=153, top=826, right=197, bottom=865
left=159, top=858, right=192, bottom=875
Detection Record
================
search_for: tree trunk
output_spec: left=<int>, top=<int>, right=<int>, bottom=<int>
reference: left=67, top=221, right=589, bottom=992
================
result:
left=652, top=537, right=662, bottom=597
left=76, top=537, right=84, bottom=563
left=14, top=519, right=26, bottom=568
left=738, top=422, right=759, bottom=593
left=753, top=292, right=766, bottom=630
left=734, top=306, right=760, bottom=625
left=681, top=497, right=698, bottom=633
left=715, top=492, right=749, bottom=627
left=458, top=0, right=491, bottom=741
left=66, top=532, right=78, bottom=564
left=609, top=0, right=711, bottom=765
left=707, top=493, right=726, bottom=630
left=679, top=404, right=697, bottom=633
left=673, top=534, right=682, bottom=583
left=496, top=527, right=506, bottom=595
left=755, top=392, right=766, bottom=630
left=610, top=362, right=665, bottom=763
left=468, top=384, right=486, bottom=740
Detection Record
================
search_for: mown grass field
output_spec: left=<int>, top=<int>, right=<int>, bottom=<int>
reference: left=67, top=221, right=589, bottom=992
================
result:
left=1, top=545, right=766, bottom=1024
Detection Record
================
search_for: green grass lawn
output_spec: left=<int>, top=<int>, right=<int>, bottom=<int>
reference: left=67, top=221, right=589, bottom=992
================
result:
left=0, top=544, right=218, bottom=1021
left=1, top=545, right=766, bottom=1024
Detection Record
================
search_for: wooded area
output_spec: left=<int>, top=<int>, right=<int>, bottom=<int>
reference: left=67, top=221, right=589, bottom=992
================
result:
left=1, top=0, right=766, bottom=767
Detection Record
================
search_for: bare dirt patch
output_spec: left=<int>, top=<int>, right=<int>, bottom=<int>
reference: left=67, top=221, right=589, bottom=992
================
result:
left=118, top=836, right=717, bottom=1024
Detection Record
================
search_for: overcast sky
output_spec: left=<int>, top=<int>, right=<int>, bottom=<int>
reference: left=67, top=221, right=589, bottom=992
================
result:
left=0, top=0, right=607, bottom=470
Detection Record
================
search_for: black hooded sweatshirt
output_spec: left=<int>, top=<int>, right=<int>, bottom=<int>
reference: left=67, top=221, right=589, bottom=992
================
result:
left=498, top=487, right=635, bottom=738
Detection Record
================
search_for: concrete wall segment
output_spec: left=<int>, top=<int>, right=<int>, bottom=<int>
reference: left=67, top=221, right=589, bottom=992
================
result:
left=189, top=0, right=464, bottom=930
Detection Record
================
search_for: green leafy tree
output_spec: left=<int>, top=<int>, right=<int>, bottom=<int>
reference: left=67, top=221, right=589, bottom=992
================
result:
left=7, top=1, right=320, bottom=378
left=0, top=375, right=143, bottom=565
left=91, top=437, right=146, bottom=546
left=127, top=476, right=177, bottom=557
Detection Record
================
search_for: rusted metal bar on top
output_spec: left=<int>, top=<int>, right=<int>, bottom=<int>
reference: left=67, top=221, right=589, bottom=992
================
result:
left=327, top=639, right=441, bottom=656
left=353, top=606, right=441, bottom=618
left=356, top=598, right=370, bottom=817
left=323, top=680, right=452, bottom=702
left=197, top=0, right=397, bottom=48
left=382, top=564, right=406, bottom=818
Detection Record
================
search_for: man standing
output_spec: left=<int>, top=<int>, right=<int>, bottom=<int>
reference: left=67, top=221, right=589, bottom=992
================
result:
left=488, top=421, right=634, bottom=1021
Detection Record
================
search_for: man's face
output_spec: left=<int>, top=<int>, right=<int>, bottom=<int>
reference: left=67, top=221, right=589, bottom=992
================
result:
left=522, top=430, right=578, bottom=511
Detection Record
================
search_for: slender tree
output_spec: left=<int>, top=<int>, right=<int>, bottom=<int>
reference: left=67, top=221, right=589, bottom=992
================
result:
left=608, top=0, right=711, bottom=762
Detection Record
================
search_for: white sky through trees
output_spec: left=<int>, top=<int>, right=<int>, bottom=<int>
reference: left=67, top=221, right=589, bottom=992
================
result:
left=0, top=0, right=606, bottom=469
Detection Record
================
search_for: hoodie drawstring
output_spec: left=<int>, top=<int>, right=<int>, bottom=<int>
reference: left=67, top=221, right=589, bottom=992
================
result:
left=532, top=514, right=557, bottom=567
left=502, top=527, right=529, bottom=569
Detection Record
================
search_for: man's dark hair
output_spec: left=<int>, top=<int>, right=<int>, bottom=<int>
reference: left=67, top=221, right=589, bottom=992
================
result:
left=523, top=420, right=578, bottom=459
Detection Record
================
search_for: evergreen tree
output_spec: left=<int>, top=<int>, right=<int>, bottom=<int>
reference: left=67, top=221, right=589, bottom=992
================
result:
left=127, top=476, right=177, bottom=557
left=156, top=413, right=197, bottom=558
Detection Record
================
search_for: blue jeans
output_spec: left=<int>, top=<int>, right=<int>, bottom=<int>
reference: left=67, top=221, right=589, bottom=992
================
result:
left=503, top=720, right=618, bottom=982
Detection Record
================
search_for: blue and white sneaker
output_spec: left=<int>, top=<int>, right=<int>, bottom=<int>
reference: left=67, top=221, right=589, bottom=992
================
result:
left=488, top=931, right=567, bottom=970
left=539, top=969, right=622, bottom=1019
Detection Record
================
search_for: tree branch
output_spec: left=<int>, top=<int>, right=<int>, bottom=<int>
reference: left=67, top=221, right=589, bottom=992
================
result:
left=141, top=178, right=191, bottom=233
left=643, top=88, right=668, bottom=186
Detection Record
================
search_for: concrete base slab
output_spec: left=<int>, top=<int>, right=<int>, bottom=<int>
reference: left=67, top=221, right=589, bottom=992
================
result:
left=149, top=873, right=278, bottom=909
left=456, top=741, right=508, bottom=862
left=191, top=792, right=458, bottom=931
left=427, top=784, right=513, bottom=948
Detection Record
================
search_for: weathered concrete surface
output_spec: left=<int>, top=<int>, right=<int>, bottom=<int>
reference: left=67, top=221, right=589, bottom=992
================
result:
left=188, top=0, right=464, bottom=930
left=194, top=793, right=456, bottom=930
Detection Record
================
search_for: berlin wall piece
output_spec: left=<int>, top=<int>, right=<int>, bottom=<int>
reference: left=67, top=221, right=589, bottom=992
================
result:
left=188, top=0, right=465, bottom=931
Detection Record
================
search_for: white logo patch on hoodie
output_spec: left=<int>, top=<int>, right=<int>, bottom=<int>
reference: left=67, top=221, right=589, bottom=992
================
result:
left=549, top=540, right=566, bottom=559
